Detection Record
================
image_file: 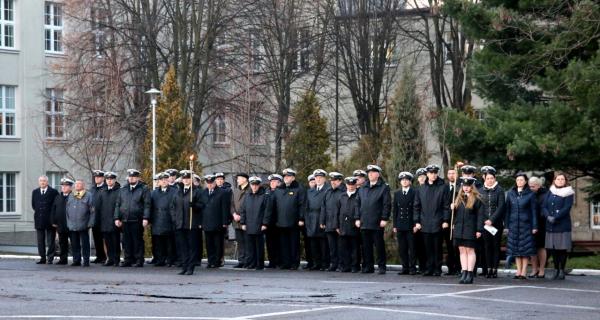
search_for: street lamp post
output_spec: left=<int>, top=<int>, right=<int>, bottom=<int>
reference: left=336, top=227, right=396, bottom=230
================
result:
left=145, top=88, right=161, bottom=181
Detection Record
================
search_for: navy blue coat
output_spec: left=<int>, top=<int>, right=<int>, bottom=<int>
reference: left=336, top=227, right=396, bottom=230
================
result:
left=32, top=187, right=59, bottom=230
left=357, top=178, right=391, bottom=230
left=320, top=184, right=346, bottom=232
left=271, top=180, right=306, bottom=228
left=149, top=186, right=177, bottom=235
left=305, top=184, right=330, bottom=237
left=240, top=187, right=272, bottom=235
left=505, top=187, right=538, bottom=257
left=542, top=187, right=574, bottom=233
left=336, top=191, right=361, bottom=237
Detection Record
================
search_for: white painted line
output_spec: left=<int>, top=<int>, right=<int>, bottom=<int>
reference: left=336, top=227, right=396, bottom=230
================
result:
left=452, top=294, right=600, bottom=311
left=514, top=285, right=600, bottom=294
left=321, top=280, right=380, bottom=284
left=0, top=316, right=224, bottom=319
left=230, top=306, right=346, bottom=319
left=424, top=285, right=517, bottom=298
left=346, top=306, right=492, bottom=320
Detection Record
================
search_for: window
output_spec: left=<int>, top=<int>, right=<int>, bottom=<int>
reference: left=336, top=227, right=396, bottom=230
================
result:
left=591, top=201, right=600, bottom=230
left=0, top=172, right=16, bottom=214
left=0, top=0, right=15, bottom=48
left=91, top=6, right=109, bottom=57
left=249, top=31, right=262, bottom=72
left=292, top=29, right=310, bottom=72
left=45, top=2, right=63, bottom=53
left=46, top=171, right=66, bottom=190
left=212, top=115, right=229, bottom=145
left=0, top=85, right=16, bottom=137
left=443, top=31, right=454, bottom=63
left=45, top=89, right=65, bottom=139
left=474, top=109, right=485, bottom=122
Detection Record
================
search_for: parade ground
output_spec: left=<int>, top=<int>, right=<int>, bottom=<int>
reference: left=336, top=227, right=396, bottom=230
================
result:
left=0, top=257, right=599, bottom=320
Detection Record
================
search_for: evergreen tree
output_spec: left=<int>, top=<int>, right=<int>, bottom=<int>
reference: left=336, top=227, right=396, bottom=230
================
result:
left=141, top=65, right=201, bottom=185
left=284, top=91, right=332, bottom=183
left=385, top=68, right=427, bottom=190
left=444, top=0, right=600, bottom=198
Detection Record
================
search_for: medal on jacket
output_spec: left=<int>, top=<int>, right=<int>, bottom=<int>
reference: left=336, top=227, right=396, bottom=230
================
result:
left=288, top=192, right=294, bottom=195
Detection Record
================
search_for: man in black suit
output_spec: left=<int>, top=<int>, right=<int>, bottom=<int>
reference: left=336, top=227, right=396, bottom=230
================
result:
left=202, top=175, right=230, bottom=268
left=393, top=172, right=417, bottom=275
left=32, top=175, right=59, bottom=264
left=89, top=170, right=107, bottom=264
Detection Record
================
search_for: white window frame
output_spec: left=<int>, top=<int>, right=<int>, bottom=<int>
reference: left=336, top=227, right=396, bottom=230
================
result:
left=0, top=172, right=17, bottom=215
left=45, top=2, right=63, bottom=53
left=591, top=201, right=600, bottom=230
left=292, top=29, right=310, bottom=72
left=91, top=6, right=108, bottom=58
left=45, top=88, right=65, bottom=139
left=0, top=0, right=15, bottom=49
left=46, top=171, right=66, bottom=191
left=0, top=85, right=17, bottom=137
left=249, top=31, right=262, bottom=72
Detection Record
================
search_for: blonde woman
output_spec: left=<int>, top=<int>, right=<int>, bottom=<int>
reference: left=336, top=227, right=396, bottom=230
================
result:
left=451, top=177, right=485, bottom=284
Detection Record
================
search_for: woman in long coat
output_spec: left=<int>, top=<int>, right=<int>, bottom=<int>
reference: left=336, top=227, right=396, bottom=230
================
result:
left=505, top=173, right=538, bottom=279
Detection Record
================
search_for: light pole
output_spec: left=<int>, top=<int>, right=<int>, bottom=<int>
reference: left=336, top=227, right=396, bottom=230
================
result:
left=145, top=88, right=161, bottom=181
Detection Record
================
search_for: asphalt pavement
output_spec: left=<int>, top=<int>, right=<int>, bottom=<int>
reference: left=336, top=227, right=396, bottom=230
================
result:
left=0, top=257, right=599, bottom=320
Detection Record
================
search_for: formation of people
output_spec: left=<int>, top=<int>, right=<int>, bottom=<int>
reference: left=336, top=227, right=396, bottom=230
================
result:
left=31, top=163, right=575, bottom=284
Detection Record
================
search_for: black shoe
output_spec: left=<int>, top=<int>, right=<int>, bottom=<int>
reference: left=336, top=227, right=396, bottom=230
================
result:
left=246, top=265, right=256, bottom=269
left=103, top=261, right=114, bottom=267
left=361, top=268, right=375, bottom=274
left=56, top=260, right=68, bottom=265
left=207, top=264, right=216, bottom=269
left=154, top=262, right=166, bottom=267
left=341, top=268, right=351, bottom=273
left=398, top=270, right=409, bottom=275
left=433, top=271, right=441, bottom=277
left=71, top=261, right=81, bottom=267
left=92, top=258, right=105, bottom=264
left=178, top=269, right=187, bottom=275
left=47, top=260, right=53, bottom=265
left=557, top=270, right=565, bottom=280
left=351, top=268, right=359, bottom=273
left=328, top=266, right=338, bottom=272
left=527, top=271, right=538, bottom=278
left=492, top=269, right=498, bottom=278
left=465, top=271, right=474, bottom=284
left=36, top=260, right=46, bottom=265
left=233, top=263, right=245, bottom=268
left=266, top=264, right=277, bottom=269
left=255, top=266, right=264, bottom=270
left=459, top=271, right=467, bottom=284
left=378, top=268, right=386, bottom=275
left=120, top=262, right=132, bottom=267
left=185, top=270, right=194, bottom=275
left=147, top=259, right=156, bottom=264
left=134, top=262, right=144, bottom=268
left=83, top=261, right=90, bottom=267
left=409, top=270, right=417, bottom=275
left=422, top=271, right=433, bottom=276
left=302, top=264, right=313, bottom=270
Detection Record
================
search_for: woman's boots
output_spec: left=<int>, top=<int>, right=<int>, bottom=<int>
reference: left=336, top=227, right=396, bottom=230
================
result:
left=459, top=271, right=474, bottom=284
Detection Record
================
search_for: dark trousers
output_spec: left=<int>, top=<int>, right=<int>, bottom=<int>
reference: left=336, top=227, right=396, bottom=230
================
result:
left=396, top=230, right=416, bottom=272
left=175, top=229, right=200, bottom=272
left=476, top=237, right=487, bottom=274
left=36, top=228, right=56, bottom=261
left=246, top=233, right=265, bottom=268
left=152, top=234, right=175, bottom=264
left=235, top=228, right=248, bottom=265
left=300, top=226, right=311, bottom=267
left=326, top=232, right=339, bottom=268
left=339, top=235, right=360, bottom=271
left=308, top=236, right=329, bottom=269
left=265, top=226, right=279, bottom=267
left=414, top=231, right=427, bottom=272
left=443, top=227, right=460, bottom=273
left=279, top=227, right=300, bottom=269
left=122, top=221, right=144, bottom=264
left=92, top=225, right=106, bottom=261
left=103, top=231, right=121, bottom=264
left=57, top=232, right=69, bottom=262
left=218, top=228, right=226, bottom=266
left=423, top=232, right=443, bottom=274
left=483, top=227, right=502, bottom=269
left=69, top=230, right=90, bottom=263
left=361, top=229, right=386, bottom=271
left=205, top=230, right=223, bottom=267
left=195, top=229, right=204, bottom=265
